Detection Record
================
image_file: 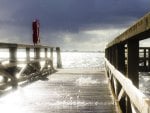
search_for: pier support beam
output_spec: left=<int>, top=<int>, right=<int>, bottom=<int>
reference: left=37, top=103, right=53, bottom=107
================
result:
left=34, top=48, right=41, bottom=70
left=144, top=48, right=146, bottom=67
left=34, top=48, right=40, bottom=59
left=116, top=44, right=126, bottom=74
left=8, top=47, right=18, bottom=87
left=127, top=40, right=139, bottom=87
left=45, top=48, right=48, bottom=58
left=149, top=49, right=150, bottom=69
left=112, top=46, right=117, bottom=68
left=9, top=47, right=17, bottom=62
left=26, top=48, right=30, bottom=61
left=116, top=44, right=125, bottom=81
left=126, top=40, right=139, bottom=113
left=56, top=47, right=62, bottom=68
left=115, top=44, right=126, bottom=113
left=50, top=48, right=54, bottom=68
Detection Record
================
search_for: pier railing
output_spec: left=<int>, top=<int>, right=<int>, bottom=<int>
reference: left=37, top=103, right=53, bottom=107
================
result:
left=0, top=42, right=62, bottom=90
left=139, top=47, right=150, bottom=72
left=105, top=12, right=150, bottom=113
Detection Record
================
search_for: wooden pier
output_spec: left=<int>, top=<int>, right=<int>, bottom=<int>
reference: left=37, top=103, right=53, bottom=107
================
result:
left=105, top=12, right=150, bottom=113
left=0, top=12, right=150, bottom=113
left=0, top=43, right=62, bottom=90
left=0, top=68, right=119, bottom=113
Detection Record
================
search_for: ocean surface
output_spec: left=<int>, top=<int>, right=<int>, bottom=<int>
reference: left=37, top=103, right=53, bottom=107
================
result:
left=0, top=51, right=150, bottom=96
left=59, top=52, right=150, bottom=97
left=54, top=52, right=105, bottom=69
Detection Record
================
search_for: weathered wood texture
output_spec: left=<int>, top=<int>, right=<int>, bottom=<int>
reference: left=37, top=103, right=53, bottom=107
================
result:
left=0, top=42, right=54, bottom=48
left=105, top=13, right=150, bottom=113
left=56, top=47, right=62, bottom=68
left=105, top=58, right=150, bottom=113
left=107, top=12, right=150, bottom=48
left=127, top=40, right=139, bottom=87
left=0, top=68, right=119, bottom=113
left=139, top=47, right=150, bottom=72
left=0, top=43, right=58, bottom=90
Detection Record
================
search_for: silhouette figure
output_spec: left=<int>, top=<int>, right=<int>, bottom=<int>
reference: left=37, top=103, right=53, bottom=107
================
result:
left=32, top=19, right=40, bottom=45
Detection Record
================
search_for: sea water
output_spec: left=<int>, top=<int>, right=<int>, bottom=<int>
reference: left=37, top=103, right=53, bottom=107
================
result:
left=57, top=52, right=104, bottom=69
left=0, top=51, right=150, bottom=96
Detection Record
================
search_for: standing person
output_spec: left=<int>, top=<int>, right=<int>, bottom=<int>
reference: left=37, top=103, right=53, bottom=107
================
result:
left=32, top=19, right=40, bottom=45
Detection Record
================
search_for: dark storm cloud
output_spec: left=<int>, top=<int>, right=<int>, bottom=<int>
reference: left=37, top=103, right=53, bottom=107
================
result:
left=0, top=0, right=150, bottom=50
left=0, top=0, right=150, bottom=32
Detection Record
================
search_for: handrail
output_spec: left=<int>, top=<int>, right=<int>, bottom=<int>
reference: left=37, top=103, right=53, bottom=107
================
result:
left=105, top=58, right=150, bottom=113
left=107, top=12, right=150, bottom=48
left=105, top=12, right=150, bottom=113
left=0, top=42, right=54, bottom=48
left=0, top=42, right=62, bottom=90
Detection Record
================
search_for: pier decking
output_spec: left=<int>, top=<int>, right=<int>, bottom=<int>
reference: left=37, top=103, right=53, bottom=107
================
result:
left=0, top=68, right=119, bottom=113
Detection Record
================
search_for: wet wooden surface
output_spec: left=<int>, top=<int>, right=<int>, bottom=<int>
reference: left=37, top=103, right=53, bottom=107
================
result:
left=0, top=68, right=118, bottom=113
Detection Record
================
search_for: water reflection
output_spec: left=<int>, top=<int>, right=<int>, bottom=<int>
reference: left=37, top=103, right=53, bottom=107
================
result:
left=139, top=72, right=150, bottom=96
left=0, top=70, right=115, bottom=113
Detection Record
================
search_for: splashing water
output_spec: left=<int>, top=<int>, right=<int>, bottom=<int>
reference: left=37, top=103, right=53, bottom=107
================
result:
left=76, top=77, right=99, bottom=86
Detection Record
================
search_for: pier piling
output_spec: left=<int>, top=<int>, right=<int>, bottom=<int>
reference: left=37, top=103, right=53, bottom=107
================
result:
left=34, top=48, right=40, bottom=59
left=26, top=48, right=30, bottom=61
left=9, top=47, right=17, bottom=62
left=56, top=47, right=62, bottom=68
left=127, top=40, right=139, bottom=88
left=44, top=48, right=48, bottom=58
left=50, top=48, right=54, bottom=68
left=8, top=47, right=18, bottom=87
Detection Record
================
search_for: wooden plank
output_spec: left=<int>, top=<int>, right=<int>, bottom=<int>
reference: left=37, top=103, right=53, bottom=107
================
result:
left=0, top=68, right=119, bottom=113
left=50, top=48, right=54, bottom=68
left=26, top=48, right=30, bottom=61
left=127, top=40, right=139, bottom=87
left=118, top=88, right=125, bottom=101
left=56, top=47, right=62, bottom=68
left=34, top=48, right=40, bottom=59
left=0, top=42, right=54, bottom=49
left=1, top=58, right=51, bottom=68
left=107, top=12, right=150, bottom=48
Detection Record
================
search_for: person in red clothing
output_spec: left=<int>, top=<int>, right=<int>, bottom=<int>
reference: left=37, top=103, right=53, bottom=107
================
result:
left=32, top=19, right=40, bottom=45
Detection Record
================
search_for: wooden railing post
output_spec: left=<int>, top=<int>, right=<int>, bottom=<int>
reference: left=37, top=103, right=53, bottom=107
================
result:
left=112, top=46, right=116, bottom=67
left=9, top=47, right=17, bottom=62
left=108, top=44, right=126, bottom=113
left=148, top=48, right=150, bottom=70
left=108, top=48, right=110, bottom=62
left=9, top=47, right=18, bottom=87
left=50, top=48, right=54, bottom=68
left=144, top=48, right=146, bottom=67
left=118, top=44, right=126, bottom=113
left=109, top=48, right=112, bottom=63
left=45, top=48, right=48, bottom=58
left=34, top=48, right=40, bottom=59
left=26, top=48, right=30, bottom=61
left=116, top=44, right=126, bottom=75
left=34, top=47, right=41, bottom=71
left=127, top=40, right=139, bottom=87
left=126, top=40, right=139, bottom=113
left=56, top=47, right=62, bottom=68
left=116, top=44, right=125, bottom=91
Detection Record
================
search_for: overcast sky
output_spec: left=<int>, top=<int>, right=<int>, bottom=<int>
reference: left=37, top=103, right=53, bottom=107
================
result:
left=0, top=0, right=150, bottom=51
